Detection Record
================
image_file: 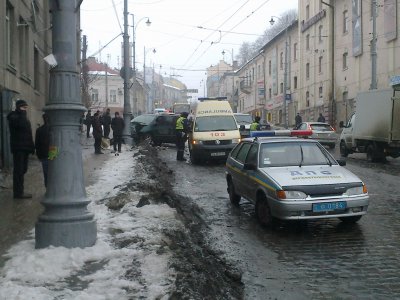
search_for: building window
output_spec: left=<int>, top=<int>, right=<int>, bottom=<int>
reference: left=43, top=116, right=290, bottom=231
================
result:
left=19, top=17, right=29, bottom=75
left=306, top=4, right=310, bottom=20
left=280, top=82, right=283, bottom=93
left=318, top=25, right=323, bottom=43
left=91, top=89, right=99, bottom=102
left=294, top=76, right=298, bottom=89
left=280, top=52, right=283, bottom=69
left=306, top=63, right=310, bottom=79
left=343, top=52, right=348, bottom=69
left=34, top=46, right=40, bottom=91
left=319, top=86, right=323, bottom=98
left=6, top=2, right=15, bottom=67
left=306, top=34, right=310, bottom=50
left=318, top=56, right=323, bottom=73
left=343, top=10, right=349, bottom=33
left=258, top=65, right=261, bottom=77
left=268, top=60, right=271, bottom=75
left=279, top=109, right=283, bottom=124
left=110, top=90, right=117, bottom=103
left=269, top=88, right=272, bottom=99
left=293, top=43, right=298, bottom=61
left=306, top=91, right=310, bottom=107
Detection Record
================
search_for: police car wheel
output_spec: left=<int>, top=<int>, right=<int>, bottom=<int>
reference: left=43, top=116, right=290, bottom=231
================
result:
left=256, top=196, right=274, bottom=226
left=227, top=180, right=241, bottom=205
left=339, top=215, right=362, bottom=223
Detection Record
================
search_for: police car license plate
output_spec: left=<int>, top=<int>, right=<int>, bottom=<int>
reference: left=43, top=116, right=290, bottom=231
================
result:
left=211, top=152, right=225, bottom=157
left=312, top=201, right=346, bottom=212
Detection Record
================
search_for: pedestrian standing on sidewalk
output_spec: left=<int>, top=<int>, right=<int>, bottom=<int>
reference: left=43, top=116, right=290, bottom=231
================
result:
left=92, top=112, right=103, bottom=154
left=175, top=112, right=189, bottom=161
left=102, top=108, right=112, bottom=138
left=7, top=99, right=35, bottom=199
left=35, top=113, right=50, bottom=188
left=85, top=110, right=92, bottom=138
left=111, top=111, right=125, bottom=153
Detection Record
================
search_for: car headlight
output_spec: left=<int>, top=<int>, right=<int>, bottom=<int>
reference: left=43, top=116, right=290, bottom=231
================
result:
left=344, top=185, right=368, bottom=196
left=192, top=140, right=203, bottom=145
left=276, top=190, right=307, bottom=200
left=232, top=138, right=241, bottom=144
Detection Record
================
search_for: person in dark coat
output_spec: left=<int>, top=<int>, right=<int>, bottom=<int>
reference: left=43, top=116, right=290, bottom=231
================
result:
left=35, top=113, right=50, bottom=188
left=102, top=108, right=112, bottom=138
left=111, top=112, right=125, bottom=153
left=85, top=110, right=92, bottom=138
left=92, top=112, right=103, bottom=154
left=317, top=113, right=326, bottom=123
left=295, top=113, right=302, bottom=127
left=7, top=99, right=35, bottom=199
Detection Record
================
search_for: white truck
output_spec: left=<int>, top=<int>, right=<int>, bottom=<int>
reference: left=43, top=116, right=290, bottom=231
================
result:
left=339, top=88, right=400, bottom=162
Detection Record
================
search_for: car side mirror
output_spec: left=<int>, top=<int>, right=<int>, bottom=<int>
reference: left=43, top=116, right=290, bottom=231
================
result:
left=336, top=158, right=346, bottom=166
left=339, top=121, right=345, bottom=128
left=243, top=162, right=257, bottom=170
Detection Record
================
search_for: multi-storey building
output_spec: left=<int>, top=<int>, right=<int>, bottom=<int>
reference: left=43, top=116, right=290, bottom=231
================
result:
left=0, top=0, right=51, bottom=168
left=211, top=0, right=400, bottom=129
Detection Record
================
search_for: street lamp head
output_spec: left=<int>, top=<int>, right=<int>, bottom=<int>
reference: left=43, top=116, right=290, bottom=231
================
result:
left=222, top=50, right=225, bottom=56
left=269, top=17, right=275, bottom=26
left=152, top=48, right=156, bottom=54
left=145, top=18, right=151, bottom=26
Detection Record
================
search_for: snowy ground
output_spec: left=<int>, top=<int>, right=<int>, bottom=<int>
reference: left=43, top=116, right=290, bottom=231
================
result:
left=0, top=148, right=181, bottom=299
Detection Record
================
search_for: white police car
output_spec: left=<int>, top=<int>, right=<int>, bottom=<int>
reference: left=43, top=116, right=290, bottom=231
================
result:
left=225, top=130, right=369, bottom=226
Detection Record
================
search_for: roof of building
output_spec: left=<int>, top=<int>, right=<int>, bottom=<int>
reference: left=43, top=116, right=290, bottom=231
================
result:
left=85, top=57, right=119, bottom=75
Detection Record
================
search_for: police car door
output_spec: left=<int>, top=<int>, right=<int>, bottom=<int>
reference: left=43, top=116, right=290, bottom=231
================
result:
left=232, top=142, right=252, bottom=197
left=243, top=143, right=259, bottom=200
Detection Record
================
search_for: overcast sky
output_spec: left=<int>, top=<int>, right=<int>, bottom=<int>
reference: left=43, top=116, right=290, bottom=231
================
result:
left=80, top=0, right=298, bottom=97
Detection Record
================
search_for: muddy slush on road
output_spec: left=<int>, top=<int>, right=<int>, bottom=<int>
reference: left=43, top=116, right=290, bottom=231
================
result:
left=106, top=142, right=244, bottom=299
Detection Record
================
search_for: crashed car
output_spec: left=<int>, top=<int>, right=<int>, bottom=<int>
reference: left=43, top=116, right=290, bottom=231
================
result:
left=225, top=130, right=369, bottom=226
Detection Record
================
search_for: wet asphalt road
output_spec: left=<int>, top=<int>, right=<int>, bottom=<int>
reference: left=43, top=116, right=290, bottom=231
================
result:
left=158, top=145, right=400, bottom=299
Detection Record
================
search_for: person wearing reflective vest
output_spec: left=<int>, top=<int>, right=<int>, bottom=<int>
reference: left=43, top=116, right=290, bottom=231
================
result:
left=250, top=116, right=261, bottom=131
left=175, top=112, right=189, bottom=161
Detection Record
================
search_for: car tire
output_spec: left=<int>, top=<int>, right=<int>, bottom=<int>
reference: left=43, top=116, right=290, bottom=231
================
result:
left=152, top=139, right=162, bottom=147
left=366, top=144, right=377, bottom=162
left=255, top=195, right=275, bottom=227
left=189, top=149, right=201, bottom=164
left=227, top=179, right=241, bottom=205
left=339, top=215, right=362, bottom=223
left=340, top=140, right=349, bottom=157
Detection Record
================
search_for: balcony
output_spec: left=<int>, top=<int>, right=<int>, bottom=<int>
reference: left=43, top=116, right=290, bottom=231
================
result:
left=240, top=80, right=252, bottom=94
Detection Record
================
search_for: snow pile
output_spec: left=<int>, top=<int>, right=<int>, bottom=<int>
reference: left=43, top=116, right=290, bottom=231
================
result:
left=0, top=150, right=181, bottom=299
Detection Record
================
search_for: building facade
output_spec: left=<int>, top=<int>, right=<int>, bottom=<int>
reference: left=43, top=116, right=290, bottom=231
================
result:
left=0, top=0, right=51, bottom=169
left=210, top=0, right=400, bottom=129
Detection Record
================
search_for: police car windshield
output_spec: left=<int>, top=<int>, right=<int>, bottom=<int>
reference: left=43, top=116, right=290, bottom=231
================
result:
left=259, top=142, right=336, bottom=167
left=194, top=116, right=238, bottom=132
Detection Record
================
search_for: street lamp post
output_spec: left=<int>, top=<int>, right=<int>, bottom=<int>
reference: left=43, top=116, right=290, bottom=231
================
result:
left=130, top=14, right=151, bottom=117
left=35, top=0, right=96, bottom=248
left=221, top=49, right=236, bottom=112
left=270, top=16, right=290, bottom=128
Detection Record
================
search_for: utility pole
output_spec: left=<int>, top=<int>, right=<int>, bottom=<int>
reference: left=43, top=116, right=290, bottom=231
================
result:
left=105, top=54, right=109, bottom=108
left=35, top=0, right=96, bottom=248
left=122, top=0, right=133, bottom=145
left=371, top=0, right=377, bottom=89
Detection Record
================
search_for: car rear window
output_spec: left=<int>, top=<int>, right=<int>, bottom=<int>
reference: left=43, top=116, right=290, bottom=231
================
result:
left=131, top=114, right=155, bottom=124
left=259, top=142, right=336, bottom=167
left=310, top=124, right=334, bottom=131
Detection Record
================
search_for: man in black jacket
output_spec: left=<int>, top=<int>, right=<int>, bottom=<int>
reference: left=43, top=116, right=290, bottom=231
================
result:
left=92, top=112, right=103, bottom=154
left=111, top=112, right=125, bottom=153
left=102, top=108, right=112, bottom=138
left=7, top=99, right=35, bottom=199
left=35, top=113, right=50, bottom=187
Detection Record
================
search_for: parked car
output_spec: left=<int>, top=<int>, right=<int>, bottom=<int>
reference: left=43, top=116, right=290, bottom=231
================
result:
left=225, top=131, right=369, bottom=226
left=295, top=122, right=337, bottom=149
left=233, top=113, right=252, bottom=137
left=130, top=113, right=179, bottom=146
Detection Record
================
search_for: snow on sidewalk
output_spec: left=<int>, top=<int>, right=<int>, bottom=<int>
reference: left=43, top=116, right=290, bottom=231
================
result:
left=0, top=149, right=182, bottom=300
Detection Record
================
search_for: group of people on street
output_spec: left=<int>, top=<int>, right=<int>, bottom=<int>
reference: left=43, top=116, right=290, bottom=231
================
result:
left=7, top=100, right=126, bottom=198
left=84, top=108, right=125, bottom=154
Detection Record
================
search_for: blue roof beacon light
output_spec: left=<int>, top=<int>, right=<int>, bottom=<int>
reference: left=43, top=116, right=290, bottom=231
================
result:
left=249, top=130, right=313, bottom=138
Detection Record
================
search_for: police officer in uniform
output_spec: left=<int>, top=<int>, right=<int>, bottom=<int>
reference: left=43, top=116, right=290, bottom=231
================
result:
left=250, top=116, right=261, bottom=131
left=175, top=112, right=189, bottom=161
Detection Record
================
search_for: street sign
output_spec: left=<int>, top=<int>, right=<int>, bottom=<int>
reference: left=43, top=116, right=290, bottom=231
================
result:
left=285, top=93, right=291, bottom=101
left=390, top=75, right=400, bottom=86
left=185, top=89, right=198, bottom=93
